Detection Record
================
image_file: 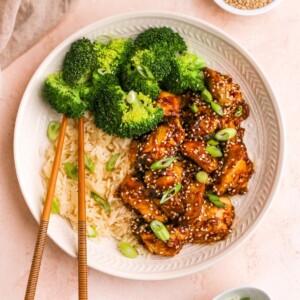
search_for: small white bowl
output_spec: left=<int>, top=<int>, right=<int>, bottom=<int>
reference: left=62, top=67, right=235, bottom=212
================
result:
left=213, top=286, right=272, bottom=300
left=214, top=0, right=283, bottom=16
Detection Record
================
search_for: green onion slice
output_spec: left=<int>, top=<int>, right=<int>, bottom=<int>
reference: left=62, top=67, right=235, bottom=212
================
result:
left=210, top=102, right=223, bottom=116
left=160, top=184, right=182, bottom=204
left=119, top=242, right=138, bottom=258
left=106, top=153, right=120, bottom=171
left=201, top=88, right=213, bottom=103
left=47, top=121, right=60, bottom=141
left=150, top=220, right=170, bottom=242
left=51, top=197, right=60, bottom=214
left=234, top=105, right=243, bottom=117
left=91, top=191, right=110, bottom=212
left=87, top=226, right=98, bottom=238
left=215, top=128, right=237, bottom=141
left=207, top=139, right=219, bottom=146
left=150, top=157, right=177, bottom=170
left=84, top=153, right=95, bottom=173
left=196, top=171, right=209, bottom=184
left=136, top=65, right=154, bottom=79
left=64, top=162, right=78, bottom=180
left=206, top=193, right=225, bottom=208
left=190, top=103, right=198, bottom=113
left=126, top=91, right=137, bottom=104
left=206, top=145, right=223, bottom=158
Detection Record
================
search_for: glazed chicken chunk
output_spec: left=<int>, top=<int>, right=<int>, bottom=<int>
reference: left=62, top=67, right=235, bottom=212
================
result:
left=119, top=174, right=167, bottom=223
left=188, top=197, right=234, bottom=243
left=139, top=117, right=185, bottom=166
left=204, top=68, right=243, bottom=108
left=214, top=131, right=254, bottom=196
left=180, top=140, right=219, bottom=173
left=138, top=224, right=189, bottom=256
left=156, top=91, right=181, bottom=117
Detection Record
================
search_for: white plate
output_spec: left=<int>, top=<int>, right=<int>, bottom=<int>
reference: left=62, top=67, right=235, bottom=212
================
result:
left=14, top=12, right=284, bottom=280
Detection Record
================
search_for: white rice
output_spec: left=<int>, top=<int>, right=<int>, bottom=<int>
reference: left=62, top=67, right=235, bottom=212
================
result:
left=41, top=112, right=145, bottom=253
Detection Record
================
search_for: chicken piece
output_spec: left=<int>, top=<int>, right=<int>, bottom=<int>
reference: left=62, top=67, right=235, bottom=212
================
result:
left=156, top=91, right=181, bottom=117
left=180, top=140, right=219, bottom=173
left=144, top=161, right=184, bottom=193
left=213, top=132, right=254, bottom=196
left=139, top=225, right=189, bottom=256
left=189, top=197, right=235, bottom=243
left=140, top=118, right=185, bottom=166
left=181, top=181, right=205, bottom=221
left=119, top=174, right=167, bottom=223
left=186, top=113, right=219, bottom=137
left=220, top=100, right=250, bottom=130
left=152, top=195, right=184, bottom=220
left=204, top=68, right=244, bottom=108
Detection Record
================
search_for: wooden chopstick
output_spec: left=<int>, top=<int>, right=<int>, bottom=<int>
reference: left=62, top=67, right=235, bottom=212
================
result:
left=25, top=115, right=68, bottom=300
left=77, top=117, right=88, bottom=300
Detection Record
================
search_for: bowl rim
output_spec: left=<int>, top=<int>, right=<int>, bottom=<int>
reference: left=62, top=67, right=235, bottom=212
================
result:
left=213, top=0, right=283, bottom=16
left=212, top=285, right=272, bottom=300
left=14, top=10, right=285, bottom=280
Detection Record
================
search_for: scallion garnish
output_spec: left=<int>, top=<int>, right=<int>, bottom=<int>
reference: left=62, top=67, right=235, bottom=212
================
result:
left=210, top=101, right=223, bottom=116
left=119, top=242, right=138, bottom=258
left=206, top=193, right=225, bottom=208
left=234, top=105, right=243, bottom=117
left=91, top=191, right=110, bottom=212
left=205, top=145, right=223, bottom=157
left=87, top=226, right=98, bottom=238
left=207, top=139, right=219, bottom=146
left=196, top=171, right=209, bottom=184
left=64, top=162, right=78, bottom=180
left=47, top=121, right=60, bottom=141
left=150, top=220, right=170, bottom=242
left=160, top=184, right=182, bottom=204
left=84, top=153, right=95, bottom=173
left=215, top=128, right=237, bottom=141
left=150, top=157, right=177, bottom=170
left=201, top=88, right=213, bottom=103
left=190, top=103, right=198, bottom=113
left=106, top=153, right=120, bottom=171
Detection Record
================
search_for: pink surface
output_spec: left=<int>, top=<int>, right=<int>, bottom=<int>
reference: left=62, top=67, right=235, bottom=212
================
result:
left=0, top=0, right=299, bottom=299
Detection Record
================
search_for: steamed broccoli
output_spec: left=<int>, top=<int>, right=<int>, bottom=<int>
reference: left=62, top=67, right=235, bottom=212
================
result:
left=134, top=27, right=187, bottom=55
left=93, top=74, right=163, bottom=138
left=93, top=38, right=133, bottom=75
left=163, top=53, right=206, bottom=95
left=130, top=48, right=172, bottom=81
left=62, top=38, right=97, bottom=87
left=120, top=62, right=161, bottom=100
left=43, top=73, right=87, bottom=118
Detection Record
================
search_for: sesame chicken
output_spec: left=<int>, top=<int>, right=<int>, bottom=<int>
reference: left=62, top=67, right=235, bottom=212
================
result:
left=180, top=140, right=219, bottom=173
left=119, top=174, right=168, bottom=223
left=213, top=130, right=254, bottom=196
left=188, top=197, right=234, bottom=243
left=118, top=68, right=253, bottom=256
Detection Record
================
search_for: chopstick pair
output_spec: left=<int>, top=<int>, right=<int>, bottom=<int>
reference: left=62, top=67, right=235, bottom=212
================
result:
left=25, top=116, right=88, bottom=300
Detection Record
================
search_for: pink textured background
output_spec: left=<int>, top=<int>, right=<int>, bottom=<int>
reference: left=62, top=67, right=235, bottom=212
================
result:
left=1, top=0, right=300, bottom=299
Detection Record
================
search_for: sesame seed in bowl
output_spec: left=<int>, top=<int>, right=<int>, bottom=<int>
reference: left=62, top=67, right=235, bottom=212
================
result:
left=214, top=0, right=283, bottom=16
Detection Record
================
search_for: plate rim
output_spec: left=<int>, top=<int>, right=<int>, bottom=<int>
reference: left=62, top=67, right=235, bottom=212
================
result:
left=14, top=11, right=285, bottom=280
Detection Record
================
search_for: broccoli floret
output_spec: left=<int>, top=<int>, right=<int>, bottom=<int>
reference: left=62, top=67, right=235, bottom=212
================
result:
left=93, top=38, right=133, bottom=75
left=130, top=48, right=172, bottom=81
left=120, top=62, right=161, bottom=100
left=43, top=73, right=87, bottom=118
left=163, top=53, right=206, bottom=95
left=80, top=71, right=120, bottom=110
left=93, top=75, right=163, bottom=138
left=62, top=38, right=97, bottom=87
left=134, top=27, right=187, bottom=55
